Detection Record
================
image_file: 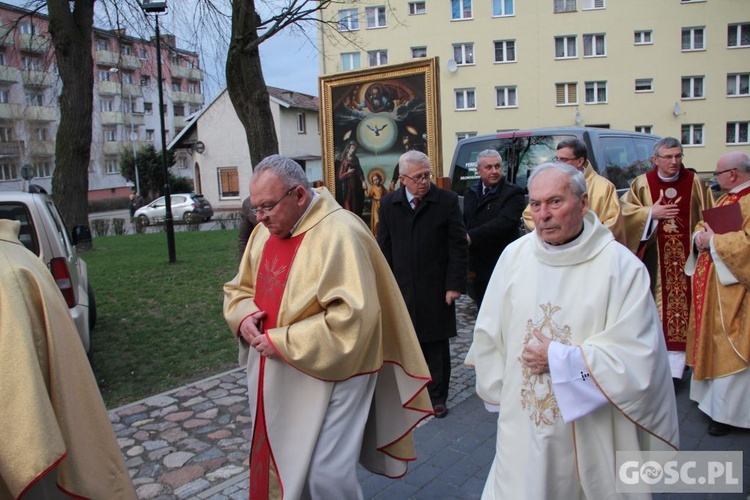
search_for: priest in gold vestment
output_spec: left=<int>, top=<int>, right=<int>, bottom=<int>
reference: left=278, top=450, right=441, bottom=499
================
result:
left=686, top=151, right=750, bottom=436
left=523, top=138, right=627, bottom=245
left=468, top=163, right=678, bottom=499
left=0, top=219, right=135, bottom=500
left=224, top=155, right=432, bottom=499
left=620, top=137, right=713, bottom=379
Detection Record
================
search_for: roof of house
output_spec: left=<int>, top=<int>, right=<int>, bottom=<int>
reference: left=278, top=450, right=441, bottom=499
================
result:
left=267, top=86, right=319, bottom=112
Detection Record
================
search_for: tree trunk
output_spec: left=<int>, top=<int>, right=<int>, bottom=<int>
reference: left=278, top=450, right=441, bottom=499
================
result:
left=226, top=0, right=278, bottom=168
left=47, top=0, right=95, bottom=238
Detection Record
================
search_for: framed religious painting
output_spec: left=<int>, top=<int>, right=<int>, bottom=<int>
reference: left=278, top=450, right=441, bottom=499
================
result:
left=319, top=57, right=442, bottom=236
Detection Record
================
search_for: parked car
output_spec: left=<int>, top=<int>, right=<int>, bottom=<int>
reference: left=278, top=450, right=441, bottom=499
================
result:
left=0, top=188, right=96, bottom=354
left=448, top=127, right=661, bottom=199
left=134, top=193, right=214, bottom=225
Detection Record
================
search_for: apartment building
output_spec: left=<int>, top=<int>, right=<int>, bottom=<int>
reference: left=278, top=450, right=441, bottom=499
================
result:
left=318, top=0, right=749, bottom=174
left=0, top=1, right=204, bottom=198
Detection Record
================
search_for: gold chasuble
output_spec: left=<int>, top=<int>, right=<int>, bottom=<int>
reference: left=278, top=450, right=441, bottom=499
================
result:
left=688, top=185, right=750, bottom=380
left=621, top=167, right=713, bottom=352
left=224, top=189, right=433, bottom=499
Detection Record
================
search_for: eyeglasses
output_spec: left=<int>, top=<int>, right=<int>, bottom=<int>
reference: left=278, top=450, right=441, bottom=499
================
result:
left=711, top=167, right=737, bottom=177
left=655, top=153, right=684, bottom=161
left=249, top=187, right=296, bottom=216
left=554, top=156, right=579, bottom=163
left=401, top=172, right=434, bottom=184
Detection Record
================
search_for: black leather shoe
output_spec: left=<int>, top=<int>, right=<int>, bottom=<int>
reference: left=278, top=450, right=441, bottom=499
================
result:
left=433, top=404, right=449, bottom=419
left=708, top=419, right=732, bottom=436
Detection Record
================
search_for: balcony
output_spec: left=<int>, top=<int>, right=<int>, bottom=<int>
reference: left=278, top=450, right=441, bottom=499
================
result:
left=188, top=68, right=203, bottom=81
left=21, top=70, right=54, bottom=87
left=24, top=105, right=57, bottom=122
left=29, top=140, right=55, bottom=156
left=97, top=81, right=121, bottom=95
left=125, top=112, right=145, bottom=127
left=95, top=50, right=119, bottom=67
left=0, top=141, right=22, bottom=158
left=100, top=111, right=123, bottom=125
left=173, top=115, right=187, bottom=128
left=0, top=65, right=20, bottom=83
left=121, top=55, right=141, bottom=70
left=103, top=141, right=127, bottom=155
left=0, top=103, right=21, bottom=119
left=0, top=27, right=13, bottom=46
left=18, top=34, right=51, bottom=54
left=123, top=84, right=143, bottom=98
left=171, top=91, right=204, bottom=105
left=170, top=64, right=190, bottom=79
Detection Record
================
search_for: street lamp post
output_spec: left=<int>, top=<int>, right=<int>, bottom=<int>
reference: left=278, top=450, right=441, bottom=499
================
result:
left=141, top=0, right=175, bottom=263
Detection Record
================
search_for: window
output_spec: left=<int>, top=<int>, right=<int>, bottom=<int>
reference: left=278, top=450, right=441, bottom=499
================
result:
left=146, top=129, right=155, bottom=141
left=144, top=102, right=153, bottom=114
left=25, top=92, right=44, bottom=106
left=727, top=73, right=750, bottom=96
left=409, top=2, right=426, bottom=15
left=455, top=88, right=476, bottom=110
left=492, top=0, right=514, bottom=17
left=120, top=44, right=133, bottom=56
left=582, top=0, right=604, bottom=9
left=727, top=23, right=750, bottom=48
left=0, top=88, right=9, bottom=103
left=681, top=124, right=703, bottom=146
left=140, top=48, right=148, bottom=60
left=219, top=167, right=240, bottom=198
left=585, top=81, right=607, bottom=103
left=726, top=122, right=749, bottom=144
left=33, top=159, right=53, bottom=178
left=368, top=50, right=388, bottom=66
left=411, top=47, right=427, bottom=58
left=104, top=127, right=117, bottom=142
left=0, top=127, right=13, bottom=142
left=635, top=79, right=653, bottom=92
left=341, top=52, right=361, bottom=71
left=105, top=157, right=119, bottom=174
left=456, top=131, right=477, bottom=142
left=98, top=69, right=111, bottom=82
left=174, top=104, right=185, bottom=116
left=121, top=72, right=134, bottom=85
left=495, top=86, right=517, bottom=108
left=18, top=21, right=34, bottom=35
left=140, top=75, right=151, bottom=86
left=95, top=39, right=108, bottom=51
left=451, top=0, right=472, bottom=20
left=0, top=53, right=5, bottom=66
left=682, top=27, right=705, bottom=51
left=366, top=6, right=386, bottom=28
left=494, top=40, right=516, bottom=63
left=634, top=30, right=653, bottom=45
left=338, top=9, right=359, bottom=31
left=635, top=125, right=652, bottom=134
left=554, top=0, right=576, bottom=13
left=22, top=56, right=43, bottom=71
left=188, top=83, right=198, bottom=93
left=681, top=76, right=704, bottom=99
left=297, top=112, right=307, bottom=134
left=101, top=98, right=114, bottom=112
left=453, top=43, right=474, bottom=65
left=0, top=162, right=18, bottom=181
left=172, top=81, right=182, bottom=92
left=169, top=54, right=180, bottom=65
left=555, top=36, right=577, bottom=59
left=583, top=34, right=606, bottom=57
left=555, top=82, right=578, bottom=105
left=123, top=99, right=132, bottom=114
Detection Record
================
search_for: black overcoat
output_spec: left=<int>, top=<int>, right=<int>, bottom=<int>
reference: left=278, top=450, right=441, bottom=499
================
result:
left=377, top=184, right=468, bottom=342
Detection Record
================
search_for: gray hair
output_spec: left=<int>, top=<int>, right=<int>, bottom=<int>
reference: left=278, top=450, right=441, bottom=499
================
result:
left=476, top=149, right=502, bottom=165
left=399, top=150, right=431, bottom=175
left=253, top=155, right=312, bottom=193
left=653, top=137, right=682, bottom=156
left=722, top=152, right=750, bottom=174
left=528, top=162, right=587, bottom=198
left=556, top=138, right=588, bottom=162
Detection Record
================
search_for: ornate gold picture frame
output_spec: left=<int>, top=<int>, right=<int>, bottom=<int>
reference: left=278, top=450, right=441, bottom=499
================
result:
left=319, top=58, right=442, bottom=236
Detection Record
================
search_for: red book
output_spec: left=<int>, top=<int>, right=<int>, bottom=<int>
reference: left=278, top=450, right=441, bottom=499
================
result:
left=702, top=203, right=743, bottom=234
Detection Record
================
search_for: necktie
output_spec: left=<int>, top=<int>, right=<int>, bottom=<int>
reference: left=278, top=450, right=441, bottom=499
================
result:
left=412, top=197, right=420, bottom=210
left=483, top=186, right=490, bottom=197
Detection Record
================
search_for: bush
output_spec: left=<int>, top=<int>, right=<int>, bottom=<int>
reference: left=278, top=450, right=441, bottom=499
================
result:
left=112, top=218, right=127, bottom=235
left=134, top=217, right=146, bottom=234
left=171, top=176, right=194, bottom=194
left=91, top=219, right=111, bottom=237
left=89, top=197, right=131, bottom=213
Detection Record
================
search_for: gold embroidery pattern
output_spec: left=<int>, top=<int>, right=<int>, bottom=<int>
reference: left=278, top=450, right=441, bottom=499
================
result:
left=257, top=255, right=288, bottom=306
left=663, top=234, right=689, bottom=345
left=519, top=303, right=573, bottom=427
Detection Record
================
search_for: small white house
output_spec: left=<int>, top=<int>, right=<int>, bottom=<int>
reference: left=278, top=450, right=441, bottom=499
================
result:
left=168, top=86, right=321, bottom=212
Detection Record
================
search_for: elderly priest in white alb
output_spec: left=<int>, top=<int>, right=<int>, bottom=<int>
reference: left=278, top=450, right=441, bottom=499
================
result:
left=467, top=162, right=679, bottom=499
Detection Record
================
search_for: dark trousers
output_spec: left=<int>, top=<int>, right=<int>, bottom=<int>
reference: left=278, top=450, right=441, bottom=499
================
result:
left=420, top=339, right=451, bottom=405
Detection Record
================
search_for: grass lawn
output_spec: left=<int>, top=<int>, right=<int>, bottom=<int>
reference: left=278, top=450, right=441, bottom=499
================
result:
left=83, top=228, right=242, bottom=408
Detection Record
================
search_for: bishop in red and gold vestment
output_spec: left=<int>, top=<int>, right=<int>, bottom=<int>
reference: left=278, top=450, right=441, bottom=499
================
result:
left=224, top=155, right=432, bottom=499
left=620, top=137, right=713, bottom=378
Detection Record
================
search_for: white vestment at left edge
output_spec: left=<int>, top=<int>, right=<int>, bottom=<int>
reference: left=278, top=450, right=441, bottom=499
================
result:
left=466, top=211, right=679, bottom=499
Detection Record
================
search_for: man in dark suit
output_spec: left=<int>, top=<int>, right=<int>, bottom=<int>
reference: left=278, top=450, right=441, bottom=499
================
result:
left=464, top=149, right=525, bottom=307
left=378, top=150, right=468, bottom=418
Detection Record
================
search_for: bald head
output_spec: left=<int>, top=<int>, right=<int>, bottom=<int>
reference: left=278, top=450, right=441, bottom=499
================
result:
left=714, top=152, right=750, bottom=191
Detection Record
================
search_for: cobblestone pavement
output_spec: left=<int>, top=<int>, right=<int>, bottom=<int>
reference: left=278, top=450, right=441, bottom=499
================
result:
left=110, top=296, right=750, bottom=499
